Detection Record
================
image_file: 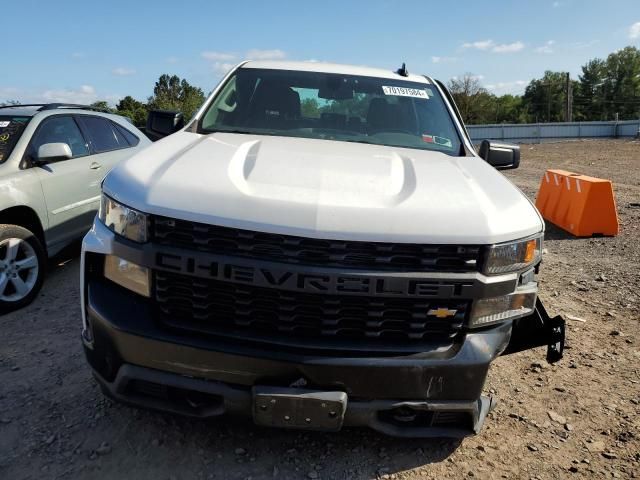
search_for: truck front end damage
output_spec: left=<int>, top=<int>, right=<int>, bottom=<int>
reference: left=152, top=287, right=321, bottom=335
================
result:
left=80, top=60, right=565, bottom=438
left=81, top=215, right=564, bottom=438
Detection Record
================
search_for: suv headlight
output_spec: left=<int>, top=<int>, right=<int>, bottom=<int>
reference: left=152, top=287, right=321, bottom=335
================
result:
left=98, top=194, right=148, bottom=243
left=483, top=234, right=542, bottom=275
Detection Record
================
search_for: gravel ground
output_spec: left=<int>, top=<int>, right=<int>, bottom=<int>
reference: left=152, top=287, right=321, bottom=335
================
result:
left=1, top=139, right=639, bottom=480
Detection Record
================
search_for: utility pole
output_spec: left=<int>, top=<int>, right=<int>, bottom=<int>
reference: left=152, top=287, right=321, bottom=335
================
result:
left=565, top=72, right=573, bottom=122
left=547, top=83, right=552, bottom=122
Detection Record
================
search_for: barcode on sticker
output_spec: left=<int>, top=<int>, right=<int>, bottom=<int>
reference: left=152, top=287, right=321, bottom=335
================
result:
left=382, top=86, right=428, bottom=99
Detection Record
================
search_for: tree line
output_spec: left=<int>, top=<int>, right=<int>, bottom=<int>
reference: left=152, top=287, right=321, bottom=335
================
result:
left=2, top=46, right=639, bottom=126
left=448, top=46, right=640, bottom=124
left=90, top=74, right=206, bottom=126
left=0, top=74, right=206, bottom=127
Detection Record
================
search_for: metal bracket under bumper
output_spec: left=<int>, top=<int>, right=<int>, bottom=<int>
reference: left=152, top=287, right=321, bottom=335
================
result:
left=501, top=298, right=565, bottom=363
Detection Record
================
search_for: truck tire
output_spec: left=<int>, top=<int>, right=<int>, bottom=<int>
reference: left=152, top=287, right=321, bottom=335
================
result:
left=0, top=224, right=46, bottom=314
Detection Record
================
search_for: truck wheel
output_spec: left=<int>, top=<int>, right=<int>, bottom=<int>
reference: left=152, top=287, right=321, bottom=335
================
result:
left=0, top=224, right=46, bottom=313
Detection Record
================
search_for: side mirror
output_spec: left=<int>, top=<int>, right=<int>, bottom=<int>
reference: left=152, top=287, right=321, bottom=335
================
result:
left=145, top=110, right=184, bottom=141
left=37, top=142, right=72, bottom=162
left=478, top=140, right=520, bottom=170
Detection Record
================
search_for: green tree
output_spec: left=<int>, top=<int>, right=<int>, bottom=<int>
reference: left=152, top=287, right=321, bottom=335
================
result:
left=321, top=93, right=371, bottom=119
left=575, top=59, right=606, bottom=120
left=116, top=96, right=148, bottom=126
left=148, top=74, right=206, bottom=120
left=494, top=95, right=527, bottom=123
left=448, top=74, right=497, bottom=124
left=89, top=101, right=114, bottom=113
left=574, top=47, right=640, bottom=121
left=602, top=46, right=640, bottom=120
left=301, top=98, right=320, bottom=118
left=522, top=71, right=572, bottom=122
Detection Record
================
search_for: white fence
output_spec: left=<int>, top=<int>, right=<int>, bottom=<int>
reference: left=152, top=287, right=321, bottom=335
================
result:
left=467, top=120, right=640, bottom=143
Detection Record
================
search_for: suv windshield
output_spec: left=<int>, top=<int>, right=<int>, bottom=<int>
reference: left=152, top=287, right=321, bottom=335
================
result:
left=0, top=115, right=31, bottom=163
left=200, top=68, right=463, bottom=155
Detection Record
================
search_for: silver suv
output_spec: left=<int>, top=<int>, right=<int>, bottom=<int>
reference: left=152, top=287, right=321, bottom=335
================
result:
left=0, top=103, right=150, bottom=312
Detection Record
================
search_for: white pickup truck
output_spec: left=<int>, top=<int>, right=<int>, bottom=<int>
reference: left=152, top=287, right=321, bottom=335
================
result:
left=80, top=61, right=564, bottom=437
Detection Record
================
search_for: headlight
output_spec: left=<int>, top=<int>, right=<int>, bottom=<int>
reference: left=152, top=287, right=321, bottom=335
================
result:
left=104, top=255, right=150, bottom=297
left=99, top=194, right=148, bottom=243
left=469, top=287, right=536, bottom=328
left=483, top=235, right=542, bottom=275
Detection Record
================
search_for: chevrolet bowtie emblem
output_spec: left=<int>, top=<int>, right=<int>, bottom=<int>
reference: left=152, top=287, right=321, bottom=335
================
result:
left=428, top=308, right=458, bottom=318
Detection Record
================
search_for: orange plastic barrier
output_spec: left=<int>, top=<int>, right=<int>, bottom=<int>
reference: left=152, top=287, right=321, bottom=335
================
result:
left=535, top=169, right=619, bottom=237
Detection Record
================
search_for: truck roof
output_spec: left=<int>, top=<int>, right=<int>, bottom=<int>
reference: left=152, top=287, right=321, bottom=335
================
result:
left=241, top=60, right=431, bottom=84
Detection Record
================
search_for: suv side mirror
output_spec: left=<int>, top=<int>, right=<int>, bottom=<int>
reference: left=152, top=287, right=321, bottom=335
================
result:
left=37, top=142, right=72, bottom=162
left=145, top=110, right=184, bottom=141
left=478, top=140, right=520, bottom=170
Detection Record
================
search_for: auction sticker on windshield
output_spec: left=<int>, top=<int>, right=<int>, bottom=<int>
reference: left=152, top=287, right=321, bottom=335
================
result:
left=382, top=86, right=428, bottom=99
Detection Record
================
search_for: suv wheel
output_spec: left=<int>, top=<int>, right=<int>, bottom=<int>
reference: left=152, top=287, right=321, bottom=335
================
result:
left=0, top=224, right=46, bottom=313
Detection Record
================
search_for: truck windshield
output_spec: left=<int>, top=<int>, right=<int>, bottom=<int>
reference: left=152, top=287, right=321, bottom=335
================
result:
left=199, top=68, right=463, bottom=155
left=0, top=116, right=30, bottom=163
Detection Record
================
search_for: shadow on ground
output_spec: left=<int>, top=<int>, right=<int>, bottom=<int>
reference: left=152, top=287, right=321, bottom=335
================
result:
left=47, top=238, right=83, bottom=270
left=85, top=402, right=465, bottom=479
left=543, top=221, right=578, bottom=241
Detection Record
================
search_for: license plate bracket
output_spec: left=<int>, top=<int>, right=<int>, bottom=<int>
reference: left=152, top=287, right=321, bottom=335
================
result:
left=252, top=386, right=347, bottom=431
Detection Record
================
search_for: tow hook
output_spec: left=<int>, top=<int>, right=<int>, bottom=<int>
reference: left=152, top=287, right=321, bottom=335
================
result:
left=545, top=314, right=565, bottom=363
left=502, top=299, right=565, bottom=364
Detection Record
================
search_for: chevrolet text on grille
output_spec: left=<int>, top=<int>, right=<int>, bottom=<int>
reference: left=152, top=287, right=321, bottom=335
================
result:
left=155, top=251, right=474, bottom=297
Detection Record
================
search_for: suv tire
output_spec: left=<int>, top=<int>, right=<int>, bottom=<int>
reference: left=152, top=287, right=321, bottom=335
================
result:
left=0, top=224, right=46, bottom=313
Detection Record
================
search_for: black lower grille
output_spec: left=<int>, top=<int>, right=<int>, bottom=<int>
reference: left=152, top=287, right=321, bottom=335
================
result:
left=152, top=216, right=482, bottom=272
left=154, top=271, right=468, bottom=350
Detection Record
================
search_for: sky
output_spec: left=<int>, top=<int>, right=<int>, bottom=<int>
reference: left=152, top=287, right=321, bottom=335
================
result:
left=2, top=0, right=639, bottom=105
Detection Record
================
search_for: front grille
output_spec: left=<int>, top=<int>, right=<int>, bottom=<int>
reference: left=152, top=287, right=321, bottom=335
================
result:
left=154, top=271, right=468, bottom=350
left=152, top=217, right=482, bottom=272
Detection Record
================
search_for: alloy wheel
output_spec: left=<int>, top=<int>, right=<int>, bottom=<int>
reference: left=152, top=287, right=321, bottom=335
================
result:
left=0, top=238, right=39, bottom=302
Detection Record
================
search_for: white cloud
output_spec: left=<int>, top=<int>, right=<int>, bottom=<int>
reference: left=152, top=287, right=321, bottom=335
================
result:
left=201, top=51, right=236, bottom=61
left=431, top=56, right=458, bottom=64
left=492, top=41, right=525, bottom=53
left=485, top=80, right=528, bottom=95
left=42, top=85, right=99, bottom=103
left=212, top=62, right=236, bottom=75
left=461, top=40, right=524, bottom=53
left=0, top=85, right=119, bottom=105
left=0, top=87, right=20, bottom=102
left=165, top=56, right=179, bottom=64
left=71, top=52, right=85, bottom=59
left=202, top=49, right=287, bottom=76
left=630, top=22, right=640, bottom=39
left=552, top=1, right=561, bottom=7
left=200, top=48, right=287, bottom=66
left=451, top=74, right=485, bottom=82
left=245, top=49, right=286, bottom=60
left=462, top=40, right=495, bottom=51
left=535, top=40, right=556, bottom=54
left=112, top=67, right=136, bottom=76
left=568, top=39, right=600, bottom=49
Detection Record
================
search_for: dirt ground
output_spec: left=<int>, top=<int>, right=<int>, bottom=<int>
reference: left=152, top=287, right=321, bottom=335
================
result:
left=1, top=139, right=639, bottom=480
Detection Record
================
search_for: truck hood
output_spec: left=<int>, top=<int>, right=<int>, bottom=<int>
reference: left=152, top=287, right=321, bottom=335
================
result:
left=104, top=132, right=542, bottom=244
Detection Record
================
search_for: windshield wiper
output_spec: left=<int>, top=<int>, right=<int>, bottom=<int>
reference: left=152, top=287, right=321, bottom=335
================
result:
left=340, top=138, right=380, bottom=146
left=204, top=128, right=258, bottom=135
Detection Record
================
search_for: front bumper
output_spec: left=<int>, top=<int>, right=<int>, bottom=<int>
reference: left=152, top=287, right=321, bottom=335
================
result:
left=84, top=277, right=505, bottom=437
left=94, top=363, right=493, bottom=438
left=80, top=220, right=564, bottom=437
